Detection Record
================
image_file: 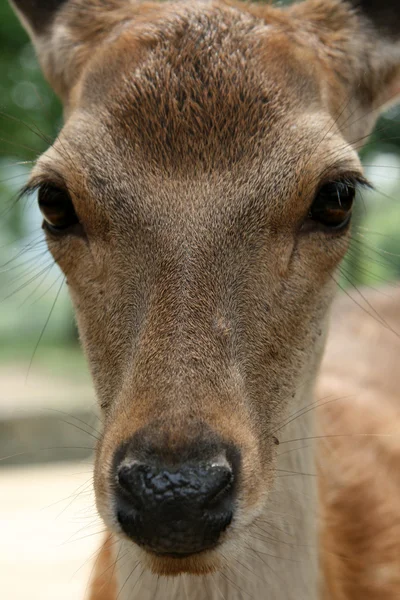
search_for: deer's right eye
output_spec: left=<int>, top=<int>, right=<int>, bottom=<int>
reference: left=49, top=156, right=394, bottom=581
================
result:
left=38, top=184, right=81, bottom=235
left=307, top=180, right=356, bottom=231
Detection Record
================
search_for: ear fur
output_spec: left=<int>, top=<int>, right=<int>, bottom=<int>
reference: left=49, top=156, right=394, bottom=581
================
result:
left=350, top=0, right=400, bottom=40
left=349, top=0, right=400, bottom=106
left=10, top=1, right=71, bottom=101
left=11, top=1, right=68, bottom=35
left=286, top=0, right=400, bottom=142
left=9, top=0, right=141, bottom=101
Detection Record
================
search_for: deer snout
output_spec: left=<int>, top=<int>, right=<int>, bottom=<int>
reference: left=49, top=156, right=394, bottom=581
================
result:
left=114, top=455, right=236, bottom=556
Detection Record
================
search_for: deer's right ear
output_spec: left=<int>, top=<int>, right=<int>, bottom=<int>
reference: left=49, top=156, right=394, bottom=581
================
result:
left=10, top=0, right=68, bottom=35
left=9, top=0, right=134, bottom=103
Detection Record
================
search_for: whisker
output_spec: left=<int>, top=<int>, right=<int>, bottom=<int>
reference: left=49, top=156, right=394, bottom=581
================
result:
left=42, top=407, right=103, bottom=437
left=40, top=478, right=94, bottom=512
left=117, top=561, right=141, bottom=600
left=25, top=276, right=66, bottom=382
left=280, top=433, right=396, bottom=445
left=0, top=446, right=95, bottom=464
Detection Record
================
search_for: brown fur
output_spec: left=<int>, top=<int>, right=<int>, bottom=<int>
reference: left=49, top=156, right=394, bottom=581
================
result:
left=8, top=0, right=400, bottom=597
left=89, top=535, right=118, bottom=600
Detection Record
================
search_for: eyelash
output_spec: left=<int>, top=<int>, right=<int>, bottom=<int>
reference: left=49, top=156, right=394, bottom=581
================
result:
left=19, top=181, right=84, bottom=237
left=303, top=175, right=371, bottom=233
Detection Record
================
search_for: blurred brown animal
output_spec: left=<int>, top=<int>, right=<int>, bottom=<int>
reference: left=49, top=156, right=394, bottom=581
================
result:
left=9, top=0, right=400, bottom=598
left=318, top=287, right=400, bottom=600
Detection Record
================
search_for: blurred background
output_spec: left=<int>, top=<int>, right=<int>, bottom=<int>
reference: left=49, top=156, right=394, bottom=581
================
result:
left=1, top=3, right=104, bottom=598
left=0, top=0, right=399, bottom=598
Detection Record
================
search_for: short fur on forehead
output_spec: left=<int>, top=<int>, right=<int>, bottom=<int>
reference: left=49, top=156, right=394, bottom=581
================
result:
left=77, top=7, right=321, bottom=174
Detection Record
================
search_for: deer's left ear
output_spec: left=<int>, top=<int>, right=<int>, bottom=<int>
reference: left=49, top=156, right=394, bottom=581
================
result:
left=350, top=0, right=400, bottom=40
left=289, top=0, right=400, bottom=142
left=349, top=0, right=400, bottom=110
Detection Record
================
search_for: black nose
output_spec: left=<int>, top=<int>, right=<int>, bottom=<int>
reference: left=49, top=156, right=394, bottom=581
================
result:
left=115, top=459, right=235, bottom=556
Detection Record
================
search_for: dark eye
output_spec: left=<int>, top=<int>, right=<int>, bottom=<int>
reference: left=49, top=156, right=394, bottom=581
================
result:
left=307, top=180, right=356, bottom=231
left=38, top=184, right=80, bottom=234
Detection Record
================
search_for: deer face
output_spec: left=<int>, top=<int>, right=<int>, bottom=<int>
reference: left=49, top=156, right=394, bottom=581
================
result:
left=11, top=0, right=400, bottom=577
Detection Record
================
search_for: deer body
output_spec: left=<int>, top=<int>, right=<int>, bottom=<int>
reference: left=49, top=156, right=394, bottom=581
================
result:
left=8, top=0, right=400, bottom=598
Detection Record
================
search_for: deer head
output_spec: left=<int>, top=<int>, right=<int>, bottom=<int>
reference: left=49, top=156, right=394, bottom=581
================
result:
left=10, top=0, right=400, bottom=580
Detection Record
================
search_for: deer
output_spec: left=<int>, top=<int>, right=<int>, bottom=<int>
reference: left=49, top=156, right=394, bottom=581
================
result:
left=8, top=0, right=400, bottom=598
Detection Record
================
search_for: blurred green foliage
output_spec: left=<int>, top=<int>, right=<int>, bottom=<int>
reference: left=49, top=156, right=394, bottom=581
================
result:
left=0, top=1, right=72, bottom=359
left=0, top=2, right=62, bottom=157
left=0, top=0, right=399, bottom=361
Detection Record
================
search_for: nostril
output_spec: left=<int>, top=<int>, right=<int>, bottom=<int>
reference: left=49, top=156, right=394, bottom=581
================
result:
left=117, top=464, right=134, bottom=493
left=204, top=466, right=233, bottom=508
left=117, top=462, right=147, bottom=510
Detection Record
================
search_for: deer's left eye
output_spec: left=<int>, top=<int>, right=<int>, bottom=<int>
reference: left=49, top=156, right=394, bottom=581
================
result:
left=308, top=181, right=356, bottom=231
